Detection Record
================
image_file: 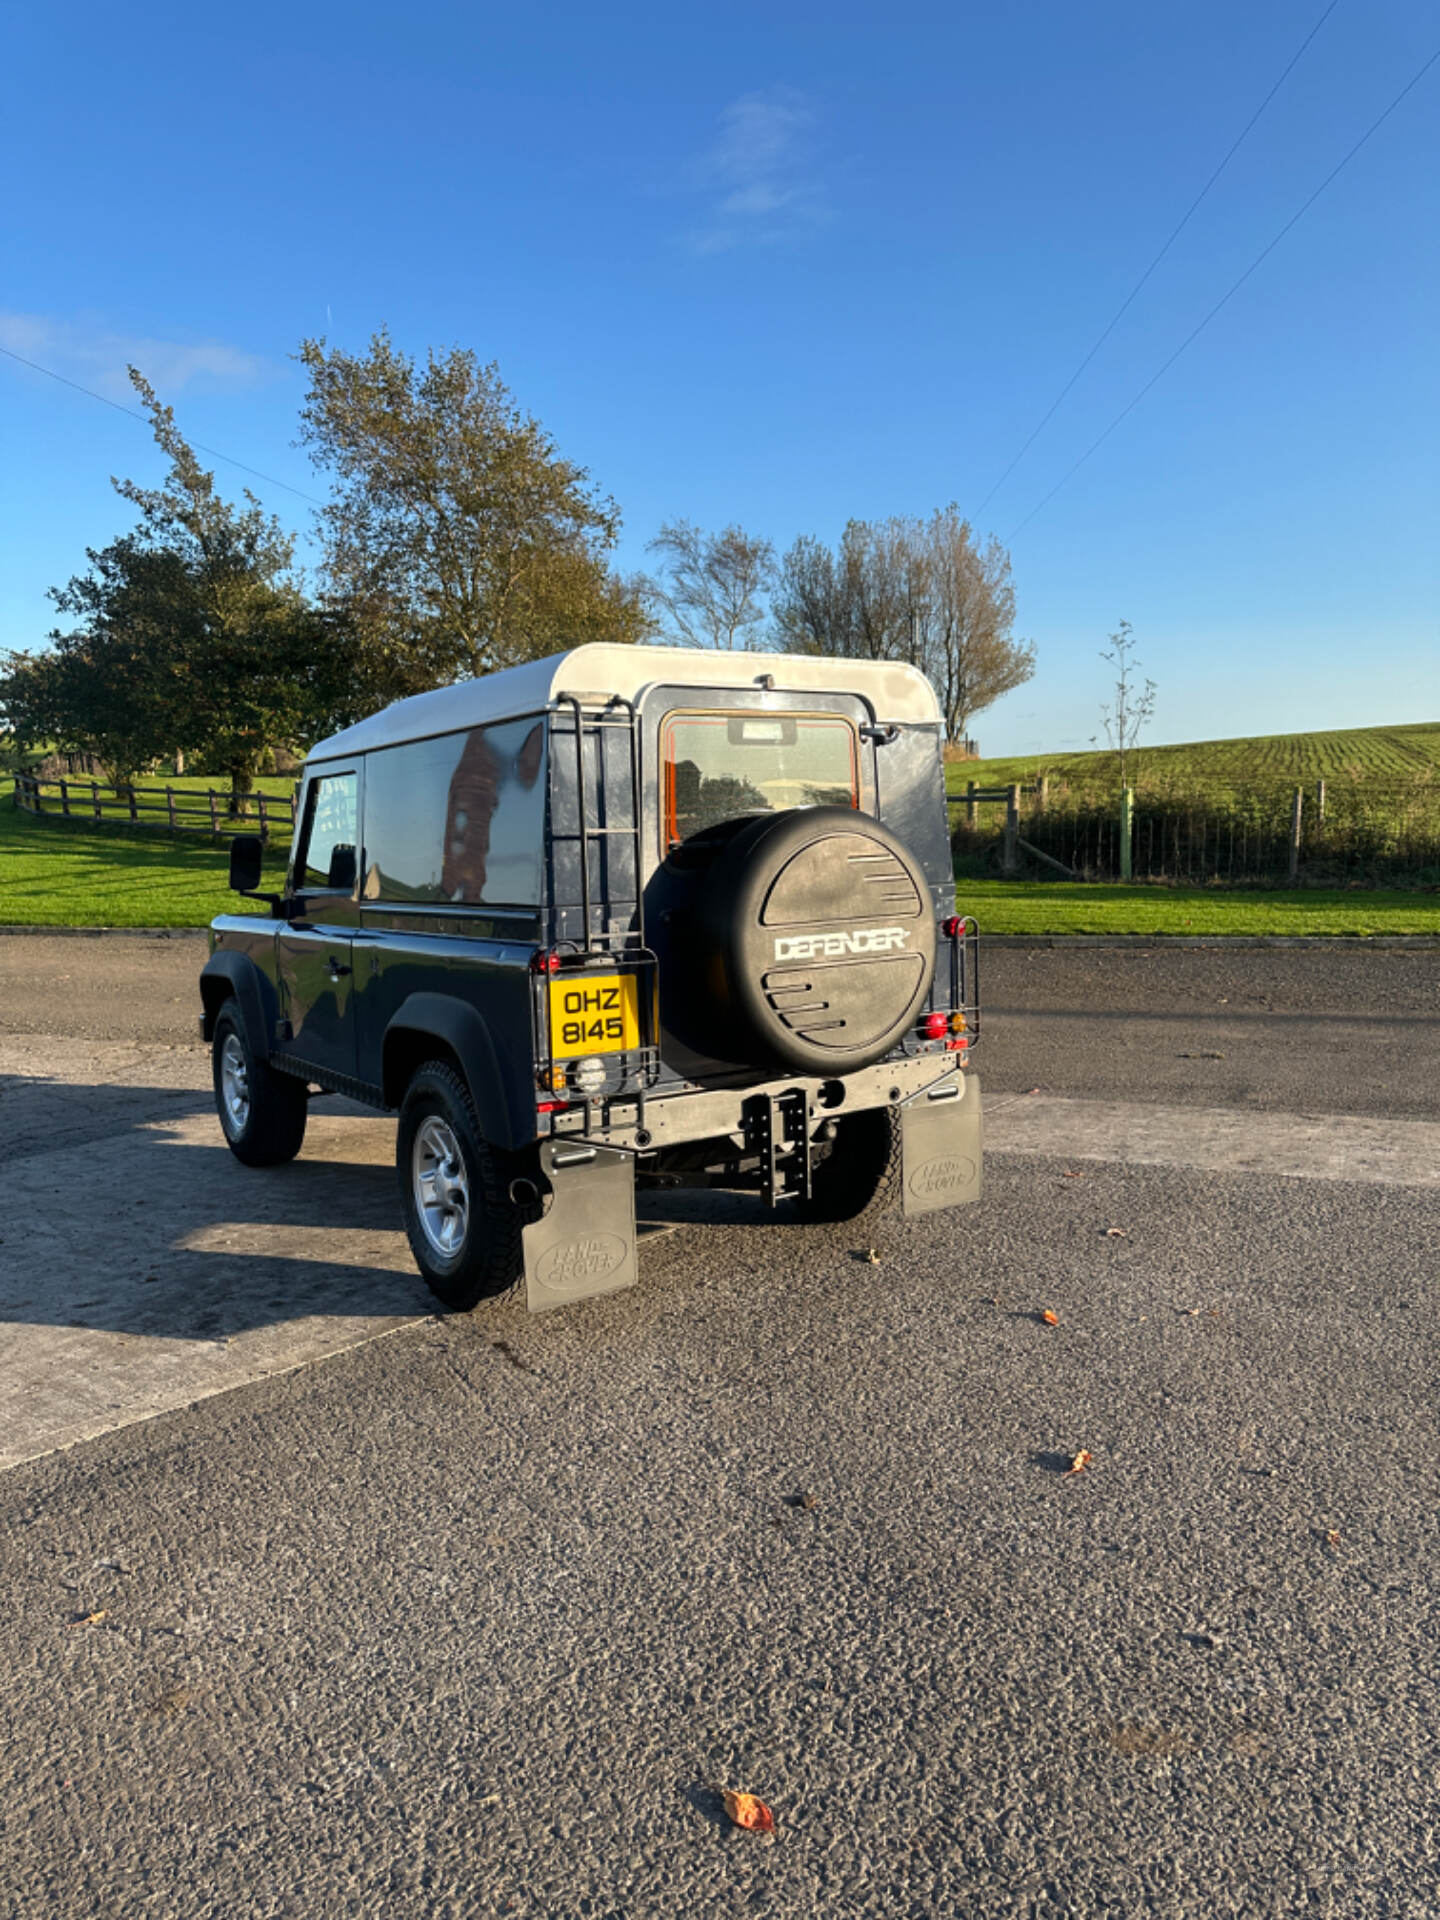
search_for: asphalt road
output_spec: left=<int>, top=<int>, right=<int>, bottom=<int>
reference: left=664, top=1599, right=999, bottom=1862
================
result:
left=1, top=935, right=1438, bottom=1918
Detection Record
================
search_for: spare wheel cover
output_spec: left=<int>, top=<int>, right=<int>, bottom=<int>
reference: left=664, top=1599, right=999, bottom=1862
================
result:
left=706, top=806, right=937, bottom=1074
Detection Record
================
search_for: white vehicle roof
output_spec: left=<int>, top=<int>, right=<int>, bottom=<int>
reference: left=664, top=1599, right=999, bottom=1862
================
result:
left=307, top=643, right=941, bottom=761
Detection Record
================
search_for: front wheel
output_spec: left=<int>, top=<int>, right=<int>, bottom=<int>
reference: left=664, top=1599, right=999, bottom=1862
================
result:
left=795, top=1105, right=903, bottom=1224
left=212, top=1005, right=308, bottom=1166
left=396, top=1062, right=527, bottom=1310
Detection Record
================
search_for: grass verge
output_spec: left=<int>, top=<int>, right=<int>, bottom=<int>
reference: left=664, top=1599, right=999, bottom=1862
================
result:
left=3, top=801, right=1438, bottom=936
left=955, top=878, right=1440, bottom=937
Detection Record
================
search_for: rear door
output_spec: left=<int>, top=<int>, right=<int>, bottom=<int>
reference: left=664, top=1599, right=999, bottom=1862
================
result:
left=278, top=766, right=361, bottom=1082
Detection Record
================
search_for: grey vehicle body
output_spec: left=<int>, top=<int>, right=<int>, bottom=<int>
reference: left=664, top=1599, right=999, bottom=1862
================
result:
left=200, top=643, right=982, bottom=1311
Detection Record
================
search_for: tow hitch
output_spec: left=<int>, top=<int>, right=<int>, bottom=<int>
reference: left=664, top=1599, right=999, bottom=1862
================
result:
left=743, top=1088, right=814, bottom=1206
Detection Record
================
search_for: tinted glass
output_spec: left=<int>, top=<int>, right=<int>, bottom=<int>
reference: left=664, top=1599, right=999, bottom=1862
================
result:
left=661, top=711, right=857, bottom=845
left=298, top=771, right=359, bottom=891
left=361, top=719, right=547, bottom=905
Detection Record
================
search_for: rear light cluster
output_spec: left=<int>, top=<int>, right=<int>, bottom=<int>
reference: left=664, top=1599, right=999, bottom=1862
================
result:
left=530, top=949, right=562, bottom=975
left=942, top=915, right=965, bottom=938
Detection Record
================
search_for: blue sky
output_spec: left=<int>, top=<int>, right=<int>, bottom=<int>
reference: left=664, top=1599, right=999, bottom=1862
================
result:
left=3, top=0, right=1436, bottom=755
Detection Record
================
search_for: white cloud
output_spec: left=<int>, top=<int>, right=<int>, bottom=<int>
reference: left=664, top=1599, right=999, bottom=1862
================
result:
left=0, top=311, right=273, bottom=398
left=687, top=86, right=826, bottom=254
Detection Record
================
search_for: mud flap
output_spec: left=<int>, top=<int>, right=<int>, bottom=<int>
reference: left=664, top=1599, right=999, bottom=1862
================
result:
left=900, top=1075, right=983, bottom=1216
left=523, top=1140, right=638, bottom=1314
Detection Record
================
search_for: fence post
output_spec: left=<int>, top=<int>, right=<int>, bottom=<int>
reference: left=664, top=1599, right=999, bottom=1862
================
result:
left=59, top=779, right=70, bottom=817
left=128, top=785, right=138, bottom=822
left=1002, top=784, right=1020, bottom=875
left=1119, top=787, right=1133, bottom=881
left=1288, top=787, right=1303, bottom=882
left=1314, top=778, right=1325, bottom=827
left=257, top=791, right=268, bottom=840
left=166, top=785, right=176, bottom=831
left=965, top=780, right=977, bottom=828
left=91, top=780, right=101, bottom=821
left=208, top=788, right=219, bottom=835
left=1036, top=775, right=1049, bottom=814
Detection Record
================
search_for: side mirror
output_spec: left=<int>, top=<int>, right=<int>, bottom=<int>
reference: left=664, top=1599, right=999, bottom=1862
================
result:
left=229, top=833, right=264, bottom=894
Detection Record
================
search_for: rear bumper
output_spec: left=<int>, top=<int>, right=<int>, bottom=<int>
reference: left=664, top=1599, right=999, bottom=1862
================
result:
left=546, top=1053, right=971, bottom=1153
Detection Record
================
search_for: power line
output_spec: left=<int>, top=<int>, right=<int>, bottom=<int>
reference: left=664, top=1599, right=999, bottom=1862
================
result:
left=972, top=0, right=1344, bottom=525
left=1004, top=42, right=1440, bottom=544
left=0, top=342, right=325, bottom=509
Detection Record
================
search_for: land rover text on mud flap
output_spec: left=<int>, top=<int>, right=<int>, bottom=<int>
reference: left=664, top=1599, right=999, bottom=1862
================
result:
left=200, top=644, right=982, bottom=1313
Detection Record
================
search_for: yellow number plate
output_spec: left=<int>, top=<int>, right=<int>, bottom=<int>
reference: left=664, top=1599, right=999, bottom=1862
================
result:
left=548, top=972, right=642, bottom=1058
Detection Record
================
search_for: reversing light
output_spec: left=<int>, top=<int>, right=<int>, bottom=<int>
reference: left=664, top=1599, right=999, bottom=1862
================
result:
left=921, top=1011, right=949, bottom=1040
left=530, top=949, right=562, bottom=975
left=571, top=1055, right=606, bottom=1095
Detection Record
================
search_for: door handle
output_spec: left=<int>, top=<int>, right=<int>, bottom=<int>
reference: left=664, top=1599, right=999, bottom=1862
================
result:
left=326, top=958, right=352, bottom=979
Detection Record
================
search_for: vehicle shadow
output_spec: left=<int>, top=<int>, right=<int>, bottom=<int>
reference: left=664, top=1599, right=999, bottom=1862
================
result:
left=0, top=1072, right=434, bottom=1339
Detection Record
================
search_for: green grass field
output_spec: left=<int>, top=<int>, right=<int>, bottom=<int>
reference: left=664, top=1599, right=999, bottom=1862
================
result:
left=0, top=802, right=288, bottom=927
left=948, top=719, right=1440, bottom=794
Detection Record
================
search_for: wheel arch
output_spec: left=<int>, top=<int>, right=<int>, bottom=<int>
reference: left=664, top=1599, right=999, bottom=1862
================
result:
left=200, top=950, right=276, bottom=1059
left=383, top=993, right=522, bottom=1148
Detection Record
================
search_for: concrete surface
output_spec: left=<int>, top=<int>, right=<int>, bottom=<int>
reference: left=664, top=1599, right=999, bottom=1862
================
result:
left=0, top=935, right=1437, bottom=1917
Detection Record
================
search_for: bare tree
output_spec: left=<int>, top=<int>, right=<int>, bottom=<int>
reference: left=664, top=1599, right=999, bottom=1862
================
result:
left=644, top=520, right=776, bottom=650
left=1098, top=619, right=1156, bottom=787
left=920, top=508, right=1034, bottom=741
left=772, top=506, right=1035, bottom=739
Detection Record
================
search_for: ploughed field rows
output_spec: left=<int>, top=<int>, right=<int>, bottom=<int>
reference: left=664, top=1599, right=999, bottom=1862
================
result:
left=949, top=719, right=1440, bottom=795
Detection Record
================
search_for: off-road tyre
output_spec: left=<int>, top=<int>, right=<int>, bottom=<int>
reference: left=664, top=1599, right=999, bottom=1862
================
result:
left=212, top=1003, right=309, bottom=1167
left=795, top=1104, right=903, bottom=1224
left=396, top=1060, right=526, bottom=1311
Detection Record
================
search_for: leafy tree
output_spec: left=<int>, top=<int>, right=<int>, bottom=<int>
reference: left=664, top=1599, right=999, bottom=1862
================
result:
left=296, top=331, right=652, bottom=687
left=643, top=520, right=776, bottom=650
left=772, top=506, right=1034, bottom=740
left=0, top=371, right=345, bottom=800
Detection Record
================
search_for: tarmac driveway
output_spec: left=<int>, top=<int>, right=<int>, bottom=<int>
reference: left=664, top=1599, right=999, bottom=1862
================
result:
left=0, top=934, right=1437, bottom=1917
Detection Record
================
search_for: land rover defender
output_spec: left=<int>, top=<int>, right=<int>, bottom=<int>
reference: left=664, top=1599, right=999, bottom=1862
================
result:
left=200, top=643, right=982, bottom=1312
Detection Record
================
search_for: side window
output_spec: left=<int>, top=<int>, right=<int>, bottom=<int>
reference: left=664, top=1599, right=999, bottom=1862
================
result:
left=360, top=720, right=547, bottom=906
left=296, top=770, right=359, bottom=892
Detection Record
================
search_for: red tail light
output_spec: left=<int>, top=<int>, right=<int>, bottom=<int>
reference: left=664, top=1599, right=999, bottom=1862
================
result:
left=942, top=915, right=964, bottom=938
left=536, top=1098, right=568, bottom=1113
left=921, top=1011, right=949, bottom=1040
left=530, top=949, right=562, bottom=975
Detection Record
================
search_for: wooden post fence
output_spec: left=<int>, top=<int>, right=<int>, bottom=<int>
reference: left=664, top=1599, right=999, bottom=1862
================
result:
left=1119, top=787, right=1134, bottom=881
left=1289, top=787, right=1303, bottom=882
left=966, top=780, right=977, bottom=828
left=1002, top=785, right=1020, bottom=875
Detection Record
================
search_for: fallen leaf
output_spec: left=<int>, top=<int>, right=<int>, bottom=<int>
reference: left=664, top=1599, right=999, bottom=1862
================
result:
left=1064, top=1450, right=1093, bottom=1476
left=1061, top=1170, right=1084, bottom=1180
left=1102, top=1227, right=1128, bottom=1239
left=720, top=1789, right=775, bottom=1833
left=864, top=1248, right=881, bottom=1265
left=1040, top=1309, right=1059, bottom=1327
left=1325, top=1529, right=1341, bottom=1547
left=1105, top=1725, right=1192, bottom=1757
left=68, top=1609, right=108, bottom=1628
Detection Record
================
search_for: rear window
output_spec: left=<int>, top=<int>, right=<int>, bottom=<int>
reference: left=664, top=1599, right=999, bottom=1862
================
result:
left=661, top=711, right=858, bottom=848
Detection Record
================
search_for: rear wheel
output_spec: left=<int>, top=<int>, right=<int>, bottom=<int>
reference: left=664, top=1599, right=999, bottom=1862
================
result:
left=396, top=1061, right=527, bottom=1310
left=795, top=1105, right=903, bottom=1224
left=212, top=1004, right=308, bottom=1167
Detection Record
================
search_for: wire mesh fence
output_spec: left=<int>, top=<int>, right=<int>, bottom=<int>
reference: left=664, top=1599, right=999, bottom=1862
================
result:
left=950, top=781, right=1440, bottom=887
